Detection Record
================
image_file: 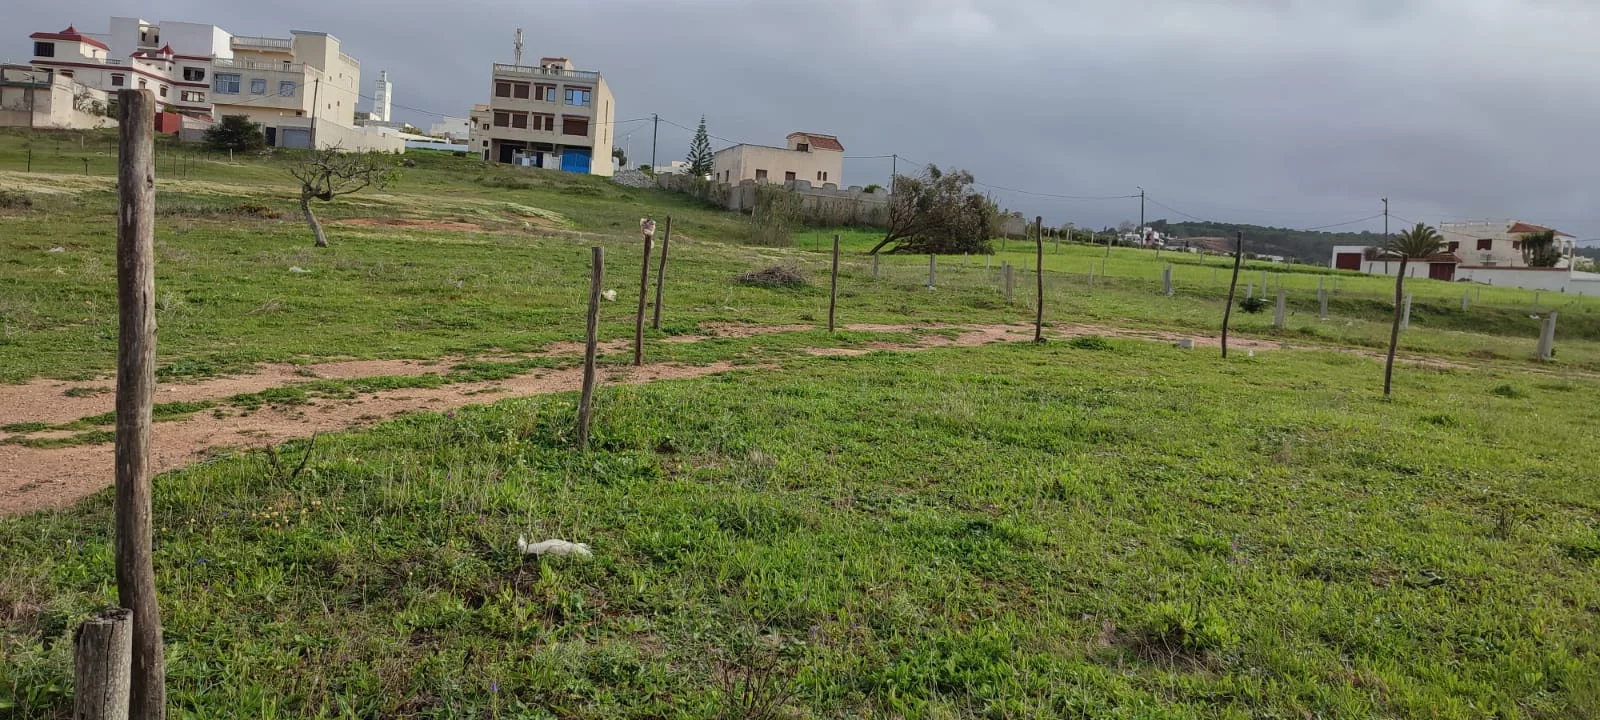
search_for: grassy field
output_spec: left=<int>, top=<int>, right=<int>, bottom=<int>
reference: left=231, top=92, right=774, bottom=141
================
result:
left=3, top=129, right=1599, bottom=718
left=4, top=129, right=1599, bottom=386
left=4, top=342, right=1599, bottom=718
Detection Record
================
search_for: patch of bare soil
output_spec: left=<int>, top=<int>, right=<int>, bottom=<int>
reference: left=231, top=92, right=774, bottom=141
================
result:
left=335, top=217, right=487, bottom=232
left=0, top=320, right=1522, bottom=515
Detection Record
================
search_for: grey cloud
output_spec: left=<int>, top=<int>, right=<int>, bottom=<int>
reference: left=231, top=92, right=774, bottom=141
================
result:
left=6, top=0, right=1597, bottom=236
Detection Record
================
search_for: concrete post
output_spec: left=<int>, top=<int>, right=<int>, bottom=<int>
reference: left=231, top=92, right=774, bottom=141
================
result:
left=1401, top=293, right=1413, bottom=331
left=1538, top=312, right=1557, bottom=360
left=1163, top=265, right=1174, bottom=296
left=1274, top=287, right=1286, bottom=329
left=1318, top=288, right=1328, bottom=319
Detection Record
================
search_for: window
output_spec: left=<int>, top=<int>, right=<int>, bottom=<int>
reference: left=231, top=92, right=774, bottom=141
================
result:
left=158, top=85, right=168, bottom=98
left=111, top=74, right=125, bottom=87
left=1512, top=240, right=1522, bottom=250
left=756, top=169, right=768, bottom=181
left=495, top=81, right=512, bottom=98
left=796, top=143, right=809, bottom=152
left=785, top=171, right=797, bottom=182
left=564, top=88, right=591, bottom=106
left=60, top=70, right=74, bottom=79
left=493, top=111, right=510, bottom=127
left=213, top=72, right=240, bottom=94
left=183, top=66, right=205, bottom=81
left=482, top=140, right=488, bottom=148
left=536, top=84, right=556, bottom=101
left=278, top=81, right=295, bottom=97
left=512, top=83, right=530, bottom=99
left=180, top=90, right=204, bottom=103
left=511, top=112, right=528, bottom=129
left=250, top=78, right=266, bottom=95
left=33, top=42, right=54, bottom=58
left=138, top=78, right=147, bottom=89
left=1476, top=238, right=1492, bottom=251
left=1447, top=241, right=1459, bottom=253
left=531, top=114, right=554, bottom=131
left=562, top=116, right=589, bottom=136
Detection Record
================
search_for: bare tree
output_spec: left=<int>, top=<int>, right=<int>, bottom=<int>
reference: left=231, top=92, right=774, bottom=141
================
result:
left=287, top=148, right=396, bottom=247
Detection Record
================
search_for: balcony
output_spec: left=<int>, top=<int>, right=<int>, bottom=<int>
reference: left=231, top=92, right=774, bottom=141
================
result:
left=231, top=36, right=293, bottom=51
left=492, top=63, right=601, bottom=81
left=212, top=57, right=306, bottom=75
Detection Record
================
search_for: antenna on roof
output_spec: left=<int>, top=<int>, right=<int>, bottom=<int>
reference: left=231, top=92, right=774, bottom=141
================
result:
left=514, top=28, right=524, bottom=67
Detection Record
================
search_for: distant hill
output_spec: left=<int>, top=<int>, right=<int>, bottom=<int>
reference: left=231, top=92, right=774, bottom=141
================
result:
left=1151, top=220, right=1384, bottom=265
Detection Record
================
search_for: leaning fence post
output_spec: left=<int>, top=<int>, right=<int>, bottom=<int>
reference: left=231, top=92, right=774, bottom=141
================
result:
left=828, top=235, right=840, bottom=332
left=578, top=247, right=603, bottom=447
left=114, top=88, right=166, bottom=720
left=1222, top=232, right=1245, bottom=358
left=650, top=216, right=671, bottom=330
left=74, top=608, right=133, bottom=720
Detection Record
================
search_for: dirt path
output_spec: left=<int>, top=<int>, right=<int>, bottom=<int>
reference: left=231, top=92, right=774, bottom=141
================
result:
left=0, top=320, right=1530, bottom=515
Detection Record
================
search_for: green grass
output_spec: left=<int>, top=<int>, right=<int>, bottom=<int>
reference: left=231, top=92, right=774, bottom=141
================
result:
left=5, top=127, right=1600, bottom=387
left=3, top=342, right=1598, bottom=717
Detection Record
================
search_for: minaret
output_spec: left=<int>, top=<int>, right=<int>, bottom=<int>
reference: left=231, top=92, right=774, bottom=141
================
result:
left=372, top=70, right=392, bottom=123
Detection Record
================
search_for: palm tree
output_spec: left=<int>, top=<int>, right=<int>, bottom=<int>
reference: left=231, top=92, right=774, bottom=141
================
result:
left=1382, top=222, right=1443, bottom=396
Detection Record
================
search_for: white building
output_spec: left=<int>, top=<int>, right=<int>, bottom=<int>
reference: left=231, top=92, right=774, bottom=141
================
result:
left=1329, top=220, right=1600, bottom=294
left=428, top=116, right=470, bottom=140
left=25, top=18, right=401, bottom=152
left=371, top=69, right=391, bottom=123
left=0, top=63, right=116, bottom=129
left=712, top=132, right=843, bottom=186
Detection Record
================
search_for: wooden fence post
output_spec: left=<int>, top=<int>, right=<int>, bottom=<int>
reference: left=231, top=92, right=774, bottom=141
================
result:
left=578, top=247, right=603, bottom=447
left=650, top=216, right=671, bottom=330
left=1034, top=216, right=1044, bottom=343
left=1221, top=232, right=1244, bottom=358
left=75, top=608, right=133, bottom=720
left=115, top=88, right=165, bottom=720
left=828, top=234, right=840, bottom=332
left=633, top=221, right=654, bottom=366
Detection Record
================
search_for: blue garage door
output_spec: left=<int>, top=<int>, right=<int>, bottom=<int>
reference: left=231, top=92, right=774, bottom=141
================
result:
left=561, top=149, right=591, bottom=174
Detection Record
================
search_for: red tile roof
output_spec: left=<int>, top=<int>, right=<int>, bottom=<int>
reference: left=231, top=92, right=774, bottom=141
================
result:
left=787, top=132, right=844, bottom=152
left=30, top=25, right=109, bottom=52
left=1508, top=222, right=1573, bottom=238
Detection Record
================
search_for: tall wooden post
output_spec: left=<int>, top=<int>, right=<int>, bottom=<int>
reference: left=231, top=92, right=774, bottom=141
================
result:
left=650, top=216, right=671, bottom=330
left=1034, top=216, right=1045, bottom=343
left=633, top=220, right=654, bottom=366
left=1221, top=232, right=1244, bottom=358
left=115, top=88, right=165, bottom=720
left=578, top=247, right=603, bottom=447
left=828, top=234, right=840, bottom=332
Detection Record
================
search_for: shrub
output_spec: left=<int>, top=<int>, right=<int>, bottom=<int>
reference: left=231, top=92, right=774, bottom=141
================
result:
left=1239, top=296, right=1268, bottom=314
left=1068, top=335, right=1113, bottom=351
left=735, top=265, right=807, bottom=288
left=0, top=189, right=32, bottom=209
left=1490, top=384, right=1526, bottom=399
left=204, top=115, right=267, bottom=152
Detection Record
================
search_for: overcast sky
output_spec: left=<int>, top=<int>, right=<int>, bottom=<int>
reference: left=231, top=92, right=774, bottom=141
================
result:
left=7, top=0, right=1598, bottom=239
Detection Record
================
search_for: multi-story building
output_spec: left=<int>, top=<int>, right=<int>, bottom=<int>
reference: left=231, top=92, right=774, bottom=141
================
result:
left=712, top=132, right=844, bottom=186
left=1436, top=221, right=1576, bottom=268
left=24, top=18, right=400, bottom=152
left=469, top=56, right=614, bottom=176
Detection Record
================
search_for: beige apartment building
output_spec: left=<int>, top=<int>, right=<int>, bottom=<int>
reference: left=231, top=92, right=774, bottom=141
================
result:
left=24, top=18, right=399, bottom=152
left=712, top=132, right=844, bottom=186
left=469, top=57, right=615, bottom=176
left=1437, top=221, right=1577, bottom=268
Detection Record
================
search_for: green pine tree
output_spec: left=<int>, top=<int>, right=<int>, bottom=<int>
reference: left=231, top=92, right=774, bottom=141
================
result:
left=686, top=116, right=714, bottom=178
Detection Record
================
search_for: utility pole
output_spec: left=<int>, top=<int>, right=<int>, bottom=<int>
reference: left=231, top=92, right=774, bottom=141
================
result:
left=310, top=78, right=321, bottom=149
left=650, top=113, right=658, bottom=170
left=890, top=153, right=898, bottom=195
left=1383, top=197, right=1389, bottom=237
left=1139, top=186, right=1149, bottom=255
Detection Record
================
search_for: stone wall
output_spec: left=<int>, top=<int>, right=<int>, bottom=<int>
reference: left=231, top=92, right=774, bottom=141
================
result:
left=655, top=174, right=890, bottom=227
